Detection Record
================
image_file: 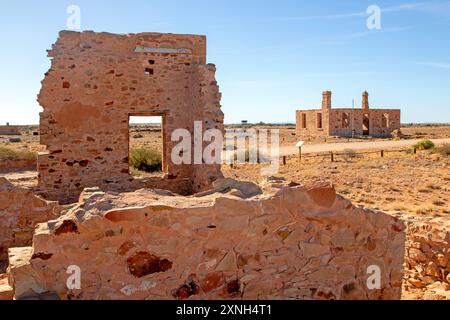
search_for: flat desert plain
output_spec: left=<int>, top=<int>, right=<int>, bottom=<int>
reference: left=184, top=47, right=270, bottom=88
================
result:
left=1, top=124, right=449, bottom=221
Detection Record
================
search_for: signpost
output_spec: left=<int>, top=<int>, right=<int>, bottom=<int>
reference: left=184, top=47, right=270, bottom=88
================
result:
left=296, top=141, right=305, bottom=161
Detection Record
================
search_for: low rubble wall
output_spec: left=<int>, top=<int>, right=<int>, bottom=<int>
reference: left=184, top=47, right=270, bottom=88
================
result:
left=7, top=181, right=405, bottom=300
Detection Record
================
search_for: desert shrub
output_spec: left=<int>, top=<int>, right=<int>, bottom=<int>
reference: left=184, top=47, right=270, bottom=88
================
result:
left=129, top=148, right=162, bottom=173
left=431, top=144, right=450, bottom=156
left=0, top=146, right=37, bottom=161
left=341, top=149, right=359, bottom=160
left=413, top=139, right=435, bottom=150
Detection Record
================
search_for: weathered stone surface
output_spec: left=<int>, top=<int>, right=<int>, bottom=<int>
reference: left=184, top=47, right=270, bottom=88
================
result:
left=194, top=178, right=262, bottom=199
left=37, top=31, right=224, bottom=203
left=403, top=218, right=450, bottom=299
left=7, top=247, right=45, bottom=300
left=0, top=159, right=36, bottom=173
left=0, top=178, right=60, bottom=261
left=0, top=274, right=13, bottom=300
left=7, top=183, right=405, bottom=300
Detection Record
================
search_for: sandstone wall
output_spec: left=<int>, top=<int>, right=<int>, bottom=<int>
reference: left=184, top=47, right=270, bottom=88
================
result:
left=0, top=159, right=36, bottom=173
left=329, top=109, right=401, bottom=138
left=296, top=90, right=401, bottom=139
left=0, top=126, right=21, bottom=136
left=8, top=182, right=405, bottom=300
left=295, top=109, right=330, bottom=140
left=297, top=109, right=401, bottom=139
left=0, top=178, right=59, bottom=262
left=38, top=31, right=224, bottom=203
left=403, top=218, right=450, bottom=299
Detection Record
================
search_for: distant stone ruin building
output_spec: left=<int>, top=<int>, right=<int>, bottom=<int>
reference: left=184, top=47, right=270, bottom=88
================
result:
left=296, top=91, right=400, bottom=139
left=0, top=123, right=20, bottom=135
left=37, top=31, right=224, bottom=203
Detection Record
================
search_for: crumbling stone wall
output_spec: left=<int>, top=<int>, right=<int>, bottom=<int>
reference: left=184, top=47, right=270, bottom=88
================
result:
left=0, top=159, right=36, bottom=173
left=295, top=110, right=330, bottom=139
left=0, top=178, right=59, bottom=262
left=8, top=181, right=405, bottom=300
left=403, top=218, right=450, bottom=299
left=38, top=31, right=224, bottom=203
left=328, top=109, right=401, bottom=137
left=0, top=124, right=20, bottom=136
left=296, top=91, right=401, bottom=139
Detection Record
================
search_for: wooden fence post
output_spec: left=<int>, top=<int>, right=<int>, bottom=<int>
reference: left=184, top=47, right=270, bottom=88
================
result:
left=298, top=147, right=302, bottom=162
left=330, top=151, right=334, bottom=162
left=283, top=156, right=286, bottom=166
left=381, top=150, right=384, bottom=158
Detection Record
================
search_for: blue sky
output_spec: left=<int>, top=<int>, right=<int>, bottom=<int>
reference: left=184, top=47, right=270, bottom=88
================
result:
left=1, top=0, right=450, bottom=124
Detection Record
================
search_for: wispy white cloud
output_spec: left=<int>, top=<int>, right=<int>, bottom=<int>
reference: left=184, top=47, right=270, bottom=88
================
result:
left=415, top=61, right=450, bottom=69
left=344, top=25, right=412, bottom=37
left=278, top=2, right=424, bottom=22
left=278, top=11, right=365, bottom=22
left=416, top=1, right=450, bottom=17
left=381, top=3, right=425, bottom=13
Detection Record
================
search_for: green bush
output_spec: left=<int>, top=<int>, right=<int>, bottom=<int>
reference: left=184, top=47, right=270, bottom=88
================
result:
left=0, top=146, right=37, bottom=161
left=413, top=139, right=435, bottom=150
left=129, top=148, right=162, bottom=173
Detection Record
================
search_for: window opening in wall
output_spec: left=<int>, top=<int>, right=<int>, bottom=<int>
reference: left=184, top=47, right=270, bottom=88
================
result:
left=342, top=113, right=350, bottom=129
left=129, top=116, right=164, bottom=177
left=301, top=113, right=307, bottom=129
left=363, top=114, right=370, bottom=136
left=317, top=113, right=323, bottom=129
left=381, top=113, right=389, bottom=128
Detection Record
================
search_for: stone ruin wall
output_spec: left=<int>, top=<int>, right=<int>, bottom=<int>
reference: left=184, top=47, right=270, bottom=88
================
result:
left=0, top=178, right=60, bottom=263
left=37, top=31, right=224, bottom=204
left=328, top=109, right=401, bottom=137
left=7, top=182, right=406, bottom=300
left=0, top=125, right=21, bottom=136
left=403, top=218, right=450, bottom=299
left=296, top=91, right=401, bottom=139
left=1, top=176, right=448, bottom=300
left=0, top=159, right=36, bottom=173
left=0, top=30, right=446, bottom=300
left=295, top=109, right=330, bottom=140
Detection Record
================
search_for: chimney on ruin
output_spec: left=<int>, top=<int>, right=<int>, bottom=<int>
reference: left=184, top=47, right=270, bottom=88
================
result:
left=322, top=91, right=332, bottom=110
left=362, top=91, right=369, bottom=110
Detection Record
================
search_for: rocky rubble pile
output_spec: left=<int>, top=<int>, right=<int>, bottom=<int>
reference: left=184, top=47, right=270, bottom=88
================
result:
left=0, top=178, right=60, bottom=262
left=403, top=218, right=450, bottom=300
left=6, top=179, right=405, bottom=300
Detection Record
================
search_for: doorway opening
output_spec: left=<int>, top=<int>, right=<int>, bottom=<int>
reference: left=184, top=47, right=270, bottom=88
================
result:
left=317, top=113, right=323, bottom=129
left=129, top=115, right=164, bottom=177
left=363, top=114, right=370, bottom=136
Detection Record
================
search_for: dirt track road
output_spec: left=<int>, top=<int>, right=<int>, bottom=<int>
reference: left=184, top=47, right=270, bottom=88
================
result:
left=280, top=138, right=450, bottom=156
